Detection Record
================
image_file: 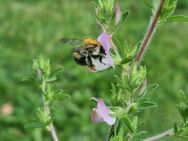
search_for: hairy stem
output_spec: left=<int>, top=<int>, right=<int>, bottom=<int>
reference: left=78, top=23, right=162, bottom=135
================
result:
left=42, top=80, right=59, bottom=141
left=44, top=103, right=59, bottom=141
left=144, top=128, right=174, bottom=141
left=135, top=0, right=165, bottom=63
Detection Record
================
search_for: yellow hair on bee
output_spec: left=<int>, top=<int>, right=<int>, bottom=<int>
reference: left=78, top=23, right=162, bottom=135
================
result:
left=84, top=38, right=101, bottom=47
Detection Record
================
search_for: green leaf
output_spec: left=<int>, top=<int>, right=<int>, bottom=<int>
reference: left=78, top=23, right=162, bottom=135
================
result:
left=139, top=101, right=157, bottom=110
left=177, top=103, right=188, bottom=122
left=98, top=0, right=104, bottom=9
left=120, top=57, right=133, bottom=65
left=46, top=75, right=57, bottom=83
left=136, top=131, right=148, bottom=136
left=121, top=11, right=130, bottom=23
left=44, top=119, right=52, bottom=126
left=22, top=76, right=35, bottom=82
left=52, top=90, right=71, bottom=100
left=114, top=120, right=121, bottom=136
left=162, top=0, right=177, bottom=17
left=128, top=103, right=138, bottom=114
left=123, top=117, right=135, bottom=133
left=24, top=121, right=45, bottom=129
left=146, top=84, right=159, bottom=95
left=129, top=44, right=139, bottom=57
left=178, top=90, right=188, bottom=103
left=111, top=135, right=123, bottom=141
left=166, top=15, right=188, bottom=22
left=50, top=67, right=64, bottom=78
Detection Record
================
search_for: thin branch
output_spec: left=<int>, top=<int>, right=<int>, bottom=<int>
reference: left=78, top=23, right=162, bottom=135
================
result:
left=49, top=121, right=59, bottom=141
left=135, top=0, right=165, bottom=63
left=144, top=128, right=174, bottom=141
left=44, top=103, right=59, bottom=141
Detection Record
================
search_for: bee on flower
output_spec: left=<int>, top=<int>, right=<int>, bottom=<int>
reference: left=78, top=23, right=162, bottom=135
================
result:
left=61, top=32, right=114, bottom=72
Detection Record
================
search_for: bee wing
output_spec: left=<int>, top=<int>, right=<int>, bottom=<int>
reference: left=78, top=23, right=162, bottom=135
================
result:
left=60, top=38, right=84, bottom=46
left=71, top=46, right=84, bottom=53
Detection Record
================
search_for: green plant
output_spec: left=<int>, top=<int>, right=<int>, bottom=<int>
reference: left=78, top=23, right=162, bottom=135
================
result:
left=24, top=0, right=188, bottom=141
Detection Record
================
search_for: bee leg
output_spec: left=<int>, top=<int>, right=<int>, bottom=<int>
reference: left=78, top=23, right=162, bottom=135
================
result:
left=99, top=56, right=106, bottom=65
left=87, top=56, right=96, bottom=71
left=91, top=55, right=106, bottom=65
left=89, top=65, right=96, bottom=71
left=100, top=46, right=106, bottom=55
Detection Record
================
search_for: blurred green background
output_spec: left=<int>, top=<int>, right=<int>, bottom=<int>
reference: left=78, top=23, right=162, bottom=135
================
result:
left=0, top=0, right=188, bottom=140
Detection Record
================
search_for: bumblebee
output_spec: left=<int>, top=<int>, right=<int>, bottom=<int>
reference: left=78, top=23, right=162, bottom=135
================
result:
left=61, top=38, right=111, bottom=72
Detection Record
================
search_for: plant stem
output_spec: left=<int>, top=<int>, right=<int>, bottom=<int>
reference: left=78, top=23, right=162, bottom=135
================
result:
left=135, top=0, right=165, bottom=63
left=44, top=103, right=59, bottom=141
left=106, top=125, right=114, bottom=141
left=144, top=128, right=174, bottom=141
left=42, top=81, right=59, bottom=141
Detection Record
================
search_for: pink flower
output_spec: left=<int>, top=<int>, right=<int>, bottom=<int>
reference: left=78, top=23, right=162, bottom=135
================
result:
left=97, top=32, right=114, bottom=66
left=91, top=99, right=116, bottom=125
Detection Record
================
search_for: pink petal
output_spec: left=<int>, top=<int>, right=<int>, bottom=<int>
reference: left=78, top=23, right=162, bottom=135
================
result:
left=91, top=108, right=103, bottom=123
left=97, top=32, right=111, bottom=52
left=91, top=99, right=116, bottom=125
left=97, top=32, right=114, bottom=66
left=106, top=54, right=114, bottom=66
left=97, top=99, right=116, bottom=125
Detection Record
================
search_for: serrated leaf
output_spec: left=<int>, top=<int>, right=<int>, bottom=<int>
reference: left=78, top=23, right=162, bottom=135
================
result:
left=24, top=121, right=45, bottom=129
left=166, top=15, right=188, bottom=22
